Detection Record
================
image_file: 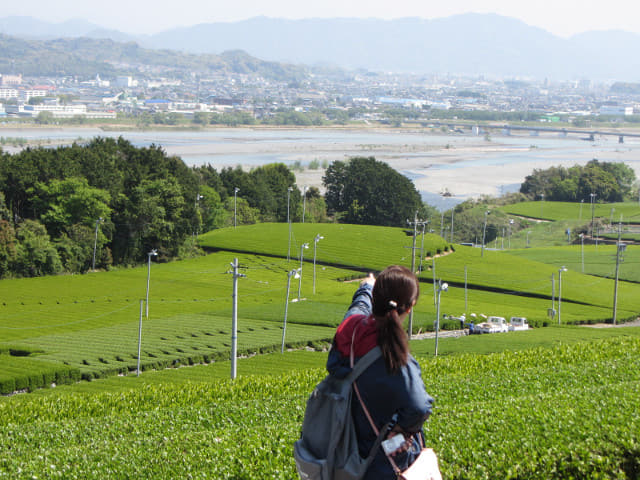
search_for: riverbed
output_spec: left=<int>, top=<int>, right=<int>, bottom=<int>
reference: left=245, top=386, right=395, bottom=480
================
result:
left=2, top=126, right=639, bottom=210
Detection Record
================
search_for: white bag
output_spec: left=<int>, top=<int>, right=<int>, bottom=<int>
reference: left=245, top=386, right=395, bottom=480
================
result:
left=399, top=447, right=442, bottom=480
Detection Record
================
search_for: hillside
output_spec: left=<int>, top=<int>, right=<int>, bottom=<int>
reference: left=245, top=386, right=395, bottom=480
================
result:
left=5, top=14, right=640, bottom=80
left=0, top=34, right=307, bottom=80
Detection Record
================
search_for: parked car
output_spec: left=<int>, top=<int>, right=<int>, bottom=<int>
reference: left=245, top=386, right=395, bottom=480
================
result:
left=509, top=317, right=530, bottom=331
left=475, top=316, right=508, bottom=334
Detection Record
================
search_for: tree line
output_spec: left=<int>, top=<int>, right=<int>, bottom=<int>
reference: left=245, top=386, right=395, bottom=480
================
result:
left=519, top=159, right=637, bottom=203
left=0, top=139, right=421, bottom=278
left=6, top=138, right=626, bottom=280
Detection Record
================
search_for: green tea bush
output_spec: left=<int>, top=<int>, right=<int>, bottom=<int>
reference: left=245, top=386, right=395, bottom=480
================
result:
left=0, top=337, right=638, bottom=479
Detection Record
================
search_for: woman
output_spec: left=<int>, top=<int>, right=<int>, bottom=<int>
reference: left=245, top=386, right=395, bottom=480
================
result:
left=326, top=265, right=434, bottom=480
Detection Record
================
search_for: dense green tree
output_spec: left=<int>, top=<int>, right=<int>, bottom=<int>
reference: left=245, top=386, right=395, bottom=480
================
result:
left=223, top=197, right=260, bottom=226
left=0, top=137, right=201, bottom=271
left=219, top=164, right=299, bottom=222
left=12, top=220, right=62, bottom=277
left=249, top=163, right=298, bottom=222
left=577, top=163, right=622, bottom=202
left=323, top=157, right=422, bottom=226
left=130, top=178, right=187, bottom=259
left=592, top=160, right=636, bottom=199
left=197, top=185, right=227, bottom=232
left=520, top=161, right=633, bottom=202
left=54, top=224, right=98, bottom=273
left=0, top=219, right=16, bottom=277
left=29, top=177, right=111, bottom=237
left=193, top=164, right=226, bottom=198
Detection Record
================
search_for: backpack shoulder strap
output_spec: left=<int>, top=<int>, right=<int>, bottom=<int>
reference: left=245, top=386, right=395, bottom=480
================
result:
left=346, top=346, right=382, bottom=383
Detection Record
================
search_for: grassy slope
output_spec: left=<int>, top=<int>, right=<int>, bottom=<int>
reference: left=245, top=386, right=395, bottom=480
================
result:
left=507, top=244, right=640, bottom=282
left=3, top=222, right=640, bottom=391
left=499, top=200, right=640, bottom=223
left=1, top=329, right=638, bottom=479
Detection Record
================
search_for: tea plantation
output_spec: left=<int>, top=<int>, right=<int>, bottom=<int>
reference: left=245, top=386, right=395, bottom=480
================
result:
left=1, top=221, right=640, bottom=478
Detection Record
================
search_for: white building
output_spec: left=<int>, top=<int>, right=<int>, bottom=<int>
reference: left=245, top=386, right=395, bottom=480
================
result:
left=7, top=104, right=87, bottom=118
left=20, top=89, right=48, bottom=102
left=0, top=88, right=18, bottom=99
left=599, top=105, right=633, bottom=116
left=115, top=76, right=138, bottom=88
left=0, top=74, right=22, bottom=86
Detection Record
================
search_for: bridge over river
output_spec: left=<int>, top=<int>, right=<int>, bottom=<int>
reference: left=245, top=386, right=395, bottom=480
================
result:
left=408, top=120, right=640, bottom=143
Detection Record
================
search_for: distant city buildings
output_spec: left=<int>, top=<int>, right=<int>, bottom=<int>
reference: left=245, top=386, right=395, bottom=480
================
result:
left=0, top=74, right=22, bottom=86
left=1, top=68, right=640, bottom=123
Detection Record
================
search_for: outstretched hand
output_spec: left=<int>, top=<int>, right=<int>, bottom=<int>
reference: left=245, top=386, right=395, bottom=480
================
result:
left=361, top=272, right=375, bottom=286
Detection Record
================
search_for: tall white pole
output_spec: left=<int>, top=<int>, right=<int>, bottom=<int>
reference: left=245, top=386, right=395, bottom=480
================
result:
left=194, top=194, right=203, bottom=238
left=145, top=249, right=157, bottom=318
left=231, top=258, right=239, bottom=379
left=297, top=243, right=308, bottom=301
left=551, top=273, right=555, bottom=315
left=450, top=209, right=454, bottom=242
left=313, top=234, right=323, bottom=294
left=287, top=187, right=292, bottom=262
left=481, top=211, right=489, bottom=257
left=464, top=265, right=468, bottom=313
left=580, top=234, right=584, bottom=273
left=137, top=299, right=143, bottom=376
left=234, top=187, right=239, bottom=228
left=432, top=257, right=436, bottom=306
left=435, top=280, right=441, bottom=357
left=613, top=223, right=622, bottom=325
left=419, top=223, right=426, bottom=273
left=92, top=217, right=102, bottom=271
left=558, top=267, right=566, bottom=325
left=282, top=270, right=294, bottom=353
left=302, top=185, right=307, bottom=223
left=435, top=281, right=447, bottom=356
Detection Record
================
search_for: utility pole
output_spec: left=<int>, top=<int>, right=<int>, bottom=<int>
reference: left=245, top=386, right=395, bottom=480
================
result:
left=419, top=223, right=426, bottom=273
left=302, top=185, right=307, bottom=223
left=464, top=265, right=468, bottom=313
left=230, top=258, right=246, bottom=379
left=313, top=234, right=323, bottom=294
left=613, top=223, right=623, bottom=325
left=406, top=211, right=428, bottom=338
left=551, top=273, right=555, bottom=320
left=590, top=193, right=596, bottom=237
left=435, top=280, right=448, bottom=357
left=450, top=209, right=454, bottom=242
left=282, top=269, right=299, bottom=353
left=234, top=187, right=239, bottom=228
left=580, top=233, right=585, bottom=273
left=287, top=187, right=293, bottom=262
left=92, top=217, right=103, bottom=271
left=137, top=299, right=143, bottom=377
left=432, top=257, right=437, bottom=306
left=481, top=210, right=490, bottom=257
left=145, top=249, right=158, bottom=318
left=558, top=266, right=567, bottom=325
left=297, top=243, right=309, bottom=301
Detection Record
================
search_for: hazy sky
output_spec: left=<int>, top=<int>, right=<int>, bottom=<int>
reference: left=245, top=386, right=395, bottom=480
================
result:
left=5, top=0, right=640, bottom=37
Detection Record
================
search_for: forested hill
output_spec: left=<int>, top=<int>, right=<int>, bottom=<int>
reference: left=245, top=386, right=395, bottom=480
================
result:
left=0, top=137, right=316, bottom=278
left=0, top=34, right=307, bottom=80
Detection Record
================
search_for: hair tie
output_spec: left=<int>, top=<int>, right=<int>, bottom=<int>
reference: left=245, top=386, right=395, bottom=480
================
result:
left=388, top=300, right=398, bottom=309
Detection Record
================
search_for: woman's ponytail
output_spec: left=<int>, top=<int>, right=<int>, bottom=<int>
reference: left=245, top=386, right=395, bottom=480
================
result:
left=371, top=265, right=420, bottom=373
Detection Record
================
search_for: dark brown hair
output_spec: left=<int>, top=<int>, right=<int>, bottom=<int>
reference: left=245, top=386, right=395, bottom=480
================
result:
left=371, top=265, right=420, bottom=373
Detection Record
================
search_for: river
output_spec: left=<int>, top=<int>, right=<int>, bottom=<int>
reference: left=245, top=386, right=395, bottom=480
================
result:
left=2, top=126, right=639, bottom=210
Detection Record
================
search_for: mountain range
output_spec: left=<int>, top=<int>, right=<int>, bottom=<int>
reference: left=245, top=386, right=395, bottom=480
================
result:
left=2, top=14, right=640, bottom=81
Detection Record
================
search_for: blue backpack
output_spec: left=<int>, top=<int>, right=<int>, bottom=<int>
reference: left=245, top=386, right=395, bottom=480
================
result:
left=294, top=346, right=387, bottom=480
